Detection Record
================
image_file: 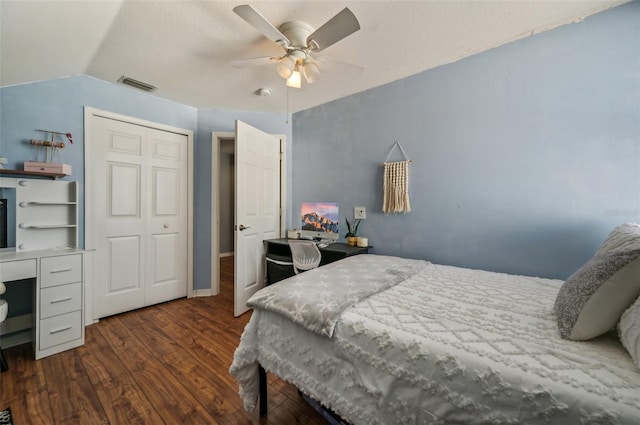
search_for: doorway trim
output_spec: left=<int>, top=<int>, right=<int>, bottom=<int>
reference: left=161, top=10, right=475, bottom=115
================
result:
left=84, top=106, right=194, bottom=323
left=210, top=131, right=287, bottom=296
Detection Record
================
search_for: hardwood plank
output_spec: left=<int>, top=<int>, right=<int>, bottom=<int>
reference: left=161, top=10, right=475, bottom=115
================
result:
left=123, top=309, right=266, bottom=425
left=0, top=343, right=55, bottom=425
left=41, top=349, right=110, bottom=424
left=145, top=298, right=292, bottom=411
left=77, top=324, right=165, bottom=425
left=1, top=343, right=46, bottom=399
left=265, top=397, right=329, bottom=425
left=146, top=302, right=241, bottom=388
left=97, top=314, right=221, bottom=425
left=2, top=393, right=54, bottom=425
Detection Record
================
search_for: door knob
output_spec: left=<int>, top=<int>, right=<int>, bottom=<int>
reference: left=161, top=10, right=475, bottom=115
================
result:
left=238, top=224, right=251, bottom=231
left=164, top=224, right=169, bottom=228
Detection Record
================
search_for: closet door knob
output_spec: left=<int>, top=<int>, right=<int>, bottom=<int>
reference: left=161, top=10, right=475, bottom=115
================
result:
left=163, top=224, right=169, bottom=229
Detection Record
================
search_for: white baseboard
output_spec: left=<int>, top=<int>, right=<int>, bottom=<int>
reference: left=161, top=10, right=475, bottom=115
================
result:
left=192, top=289, right=212, bottom=297
left=219, top=251, right=234, bottom=258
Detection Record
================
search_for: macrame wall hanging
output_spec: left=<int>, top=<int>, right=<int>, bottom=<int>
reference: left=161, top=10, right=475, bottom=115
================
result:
left=382, top=141, right=412, bottom=214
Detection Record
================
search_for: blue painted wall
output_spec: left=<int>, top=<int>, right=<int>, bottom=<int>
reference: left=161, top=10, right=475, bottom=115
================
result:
left=0, top=76, right=292, bottom=292
left=292, top=2, right=640, bottom=279
left=1, top=2, right=637, bottom=298
left=0, top=76, right=198, bottom=314
left=0, top=75, right=198, bottom=249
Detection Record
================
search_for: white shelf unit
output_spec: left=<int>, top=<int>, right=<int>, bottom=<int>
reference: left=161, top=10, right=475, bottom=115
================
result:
left=15, top=179, right=78, bottom=252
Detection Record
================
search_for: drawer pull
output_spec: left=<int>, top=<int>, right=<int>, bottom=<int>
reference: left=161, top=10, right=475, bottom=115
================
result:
left=50, top=325, right=72, bottom=334
left=50, top=297, right=73, bottom=304
left=50, top=267, right=73, bottom=274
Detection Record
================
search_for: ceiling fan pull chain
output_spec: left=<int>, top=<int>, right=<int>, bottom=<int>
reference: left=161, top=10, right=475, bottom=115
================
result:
left=286, top=82, right=290, bottom=124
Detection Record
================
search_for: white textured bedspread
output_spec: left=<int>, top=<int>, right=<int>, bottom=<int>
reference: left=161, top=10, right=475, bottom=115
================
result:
left=248, top=254, right=428, bottom=337
left=230, top=255, right=640, bottom=425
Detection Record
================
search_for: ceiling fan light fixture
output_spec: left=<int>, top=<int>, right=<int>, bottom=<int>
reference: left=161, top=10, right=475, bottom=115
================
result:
left=302, top=61, right=320, bottom=83
left=286, top=66, right=302, bottom=88
left=233, top=5, right=362, bottom=90
left=277, top=56, right=295, bottom=79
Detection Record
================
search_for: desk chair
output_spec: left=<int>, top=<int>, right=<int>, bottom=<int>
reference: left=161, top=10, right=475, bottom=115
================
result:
left=288, top=240, right=321, bottom=274
left=0, top=281, right=7, bottom=372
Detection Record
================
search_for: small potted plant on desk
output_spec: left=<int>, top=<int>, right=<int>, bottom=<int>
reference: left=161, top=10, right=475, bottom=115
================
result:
left=345, top=217, right=361, bottom=246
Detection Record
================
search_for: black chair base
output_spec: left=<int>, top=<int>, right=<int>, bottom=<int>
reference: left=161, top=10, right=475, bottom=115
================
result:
left=0, top=348, right=8, bottom=372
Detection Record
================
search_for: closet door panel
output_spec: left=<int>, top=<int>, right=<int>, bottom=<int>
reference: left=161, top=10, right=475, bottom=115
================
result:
left=92, top=118, right=147, bottom=318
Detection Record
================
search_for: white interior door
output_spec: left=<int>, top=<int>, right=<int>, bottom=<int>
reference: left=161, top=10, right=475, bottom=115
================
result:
left=234, top=121, right=280, bottom=316
left=145, top=128, right=189, bottom=305
left=91, top=116, right=188, bottom=319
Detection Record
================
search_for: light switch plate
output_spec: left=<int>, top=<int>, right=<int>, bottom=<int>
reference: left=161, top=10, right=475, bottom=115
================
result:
left=354, top=207, right=366, bottom=219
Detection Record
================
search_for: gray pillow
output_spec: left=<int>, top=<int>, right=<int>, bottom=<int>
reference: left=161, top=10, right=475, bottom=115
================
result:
left=554, top=223, right=640, bottom=340
left=597, top=223, right=640, bottom=255
left=619, top=295, right=640, bottom=369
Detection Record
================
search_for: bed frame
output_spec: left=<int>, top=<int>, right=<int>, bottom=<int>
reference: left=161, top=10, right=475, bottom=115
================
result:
left=259, top=364, right=350, bottom=424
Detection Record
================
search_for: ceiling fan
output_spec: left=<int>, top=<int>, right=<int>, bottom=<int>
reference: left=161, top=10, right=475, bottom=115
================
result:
left=232, top=5, right=361, bottom=88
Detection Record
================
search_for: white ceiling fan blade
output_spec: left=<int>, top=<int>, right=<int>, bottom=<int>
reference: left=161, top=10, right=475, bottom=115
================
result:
left=315, top=55, right=363, bottom=74
left=306, top=8, right=360, bottom=52
left=233, top=5, right=290, bottom=47
left=231, top=56, right=279, bottom=69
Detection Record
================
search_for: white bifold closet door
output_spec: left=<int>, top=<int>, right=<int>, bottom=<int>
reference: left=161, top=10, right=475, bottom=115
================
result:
left=91, top=116, right=188, bottom=319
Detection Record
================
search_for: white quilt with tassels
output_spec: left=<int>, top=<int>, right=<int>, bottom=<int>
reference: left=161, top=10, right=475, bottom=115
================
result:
left=230, top=256, right=640, bottom=425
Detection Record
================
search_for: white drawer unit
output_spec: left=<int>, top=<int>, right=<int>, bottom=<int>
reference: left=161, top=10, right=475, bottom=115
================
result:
left=40, top=282, right=82, bottom=319
left=1, top=176, right=86, bottom=361
left=41, top=254, right=82, bottom=288
left=35, top=252, right=85, bottom=359
left=39, top=310, right=82, bottom=351
left=0, top=258, right=37, bottom=281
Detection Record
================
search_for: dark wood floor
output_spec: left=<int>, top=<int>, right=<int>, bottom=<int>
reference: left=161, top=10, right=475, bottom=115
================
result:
left=0, top=256, right=327, bottom=424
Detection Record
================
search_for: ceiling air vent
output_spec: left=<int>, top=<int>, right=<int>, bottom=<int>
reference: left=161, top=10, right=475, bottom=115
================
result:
left=117, top=76, right=157, bottom=92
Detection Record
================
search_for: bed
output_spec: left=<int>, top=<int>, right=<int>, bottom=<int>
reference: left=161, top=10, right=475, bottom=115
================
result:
left=230, top=253, right=640, bottom=425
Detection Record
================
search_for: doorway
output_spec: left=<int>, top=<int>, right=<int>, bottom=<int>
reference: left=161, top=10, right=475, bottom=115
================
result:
left=218, top=138, right=235, bottom=259
left=218, top=138, right=235, bottom=309
left=210, top=129, right=286, bottom=308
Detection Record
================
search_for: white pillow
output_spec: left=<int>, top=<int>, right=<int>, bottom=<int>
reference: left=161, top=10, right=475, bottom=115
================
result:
left=619, top=295, right=640, bottom=369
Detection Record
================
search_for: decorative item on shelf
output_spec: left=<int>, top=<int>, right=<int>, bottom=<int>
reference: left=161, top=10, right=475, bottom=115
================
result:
left=357, top=237, right=368, bottom=248
left=288, top=228, right=300, bottom=239
left=382, top=140, right=412, bottom=214
left=0, top=158, right=7, bottom=169
left=345, top=217, right=361, bottom=246
left=24, top=129, right=73, bottom=176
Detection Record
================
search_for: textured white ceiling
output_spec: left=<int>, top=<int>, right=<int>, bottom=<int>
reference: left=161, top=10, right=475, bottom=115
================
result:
left=0, top=1, right=627, bottom=113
